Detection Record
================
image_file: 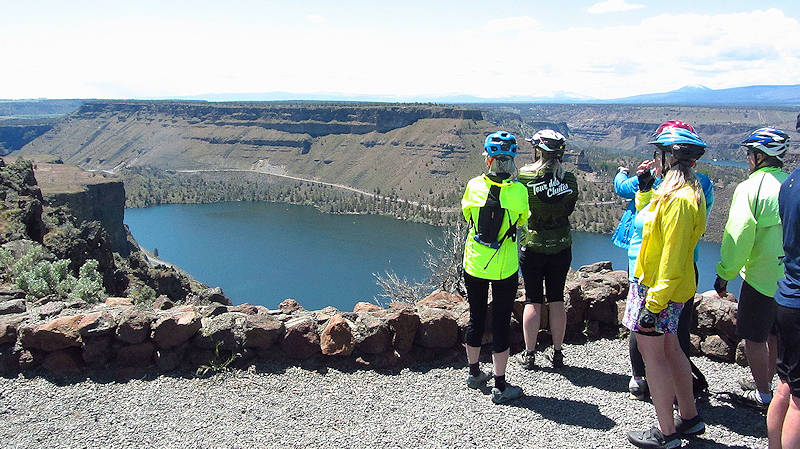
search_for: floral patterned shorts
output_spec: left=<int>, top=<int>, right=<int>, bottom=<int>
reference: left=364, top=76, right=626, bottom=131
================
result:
left=622, top=281, right=684, bottom=334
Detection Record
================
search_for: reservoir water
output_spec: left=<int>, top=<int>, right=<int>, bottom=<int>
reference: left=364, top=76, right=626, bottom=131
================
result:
left=125, top=201, right=741, bottom=310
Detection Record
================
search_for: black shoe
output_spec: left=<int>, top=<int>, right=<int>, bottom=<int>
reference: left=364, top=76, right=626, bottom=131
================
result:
left=674, top=414, right=705, bottom=437
left=627, top=426, right=681, bottom=449
left=550, top=349, right=564, bottom=369
left=514, top=350, right=536, bottom=370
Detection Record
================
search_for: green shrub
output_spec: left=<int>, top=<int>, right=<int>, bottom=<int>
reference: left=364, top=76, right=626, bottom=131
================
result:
left=1, top=243, right=106, bottom=303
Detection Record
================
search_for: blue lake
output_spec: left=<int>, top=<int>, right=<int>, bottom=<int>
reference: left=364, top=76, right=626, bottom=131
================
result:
left=125, top=201, right=740, bottom=310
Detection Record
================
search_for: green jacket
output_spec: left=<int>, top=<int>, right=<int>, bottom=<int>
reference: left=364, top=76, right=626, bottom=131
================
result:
left=716, top=166, right=788, bottom=297
left=462, top=175, right=529, bottom=280
left=517, top=166, right=578, bottom=254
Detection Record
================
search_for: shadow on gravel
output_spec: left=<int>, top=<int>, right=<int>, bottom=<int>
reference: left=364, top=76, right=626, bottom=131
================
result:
left=545, top=365, right=629, bottom=393
left=501, top=395, right=617, bottom=430
left=686, top=439, right=759, bottom=449
left=698, top=393, right=767, bottom=439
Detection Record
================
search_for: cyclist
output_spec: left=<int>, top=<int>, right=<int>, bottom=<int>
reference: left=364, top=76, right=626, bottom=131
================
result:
left=461, top=131, right=529, bottom=404
left=613, top=120, right=712, bottom=401
left=714, top=128, right=790, bottom=409
left=623, top=127, right=707, bottom=449
left=767, top=120, right=800, bottom=448
left=514, top=129, right=578, bottom=370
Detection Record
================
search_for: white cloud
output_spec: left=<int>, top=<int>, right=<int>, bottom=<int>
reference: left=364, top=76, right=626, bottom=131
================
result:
left=588, top=0, right=644, bottom=14
left=306, top=14, right=325, bottom=24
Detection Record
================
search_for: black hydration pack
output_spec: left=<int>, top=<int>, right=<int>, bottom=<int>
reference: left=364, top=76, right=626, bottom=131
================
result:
left=472, top=185, right=516, bottom=251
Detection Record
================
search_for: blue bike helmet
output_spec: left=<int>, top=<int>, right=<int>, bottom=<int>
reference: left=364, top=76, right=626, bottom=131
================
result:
left=484, top=131, right=518, bottom=158
left=741, top=127, right=790, bottom=161
left=649, top=127, right=707, bottom=161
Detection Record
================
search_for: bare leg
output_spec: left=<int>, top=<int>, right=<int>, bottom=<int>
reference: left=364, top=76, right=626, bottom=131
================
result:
left=747, top=339, right=775, bottom=395
left=784, top=392, right=800, bottom=449
left=465, top=345, right=481, bottom=365
left=522, top=303, right=542, bottom=351
left=768, top=380, right=791, bottom=449
left=636, top=333, right=677, bottom=435
left=492, top=349, right=510, bottom=377
left=664, top=333, right=697, bottom=419
left=549, top=301, right=566, bottom=351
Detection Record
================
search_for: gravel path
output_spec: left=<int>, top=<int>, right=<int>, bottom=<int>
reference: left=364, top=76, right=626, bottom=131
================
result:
left=0, top=338, right=768, bottom=449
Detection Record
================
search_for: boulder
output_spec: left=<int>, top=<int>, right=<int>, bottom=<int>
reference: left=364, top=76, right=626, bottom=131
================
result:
left=81, top=337, right=112, bottom=367
left=578, top=261, right=613, bottom=274
left=735, top=339, right=748, bottom=367
left=701, top=335, right=735, bottom=362
left=0, top=299, right=26, bottom=315
left=563, top=280, right=587, bottom=335
left=242, top=314, right=284, bottom=349
left=386, top=307, right=420, bottom=353
left=201, top=304, right=228, bottom=318
left=0, top=316, right=25, bottom=345
left=415, top=307, right=458, bottom=349
left=152, top=295, right=174, bottom=311
left=689, top=334, right=702, bottom=355
left=115, top=308, right=152, bottom=344
left=77, top=312, right=116, bottom=338
left=34, top=301, right=65, bottom=319
left=151, top=309, right=202, bottom=349
left=198, top=287, right=232, bottom=306
left=42, top=349, right=84, bottom=377
left=115, top=341, right=154, bottom=367
left=228, top=303, right=265, bottom=315
left=0, top=287, right=25, bottom=302
left=353, top=302, right=382, bottom=313
left=320, top=315, right=355, bottom=356
left=105, top=297, right=133, bottom=307
left=587, top=297, right=619, bottom=326
left=281, top=318, right=319, bottom=359
left=695, top=293, right=738, bottom=341
left=355, top=315, right=391, bottom=354
left=416, top=290, right=466, bottom=310
left=279, top=299, right=304, bottom=313
left=20, top=314, right=83, bottom=351
left=194, top=312, right=246, bottom=350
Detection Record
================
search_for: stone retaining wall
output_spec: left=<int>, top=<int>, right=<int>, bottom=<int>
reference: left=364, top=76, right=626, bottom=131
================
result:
left=0, top=262, right=745, bottom=378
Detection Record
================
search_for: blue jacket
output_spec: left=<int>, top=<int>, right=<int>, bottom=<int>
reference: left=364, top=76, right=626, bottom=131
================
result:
left=776, top=165, right=800, bottom=308
left=611, top=170, right=714, bottom=250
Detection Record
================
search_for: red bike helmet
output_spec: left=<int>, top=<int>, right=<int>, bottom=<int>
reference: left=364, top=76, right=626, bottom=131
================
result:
left=654, top=120, right=696, bottom=137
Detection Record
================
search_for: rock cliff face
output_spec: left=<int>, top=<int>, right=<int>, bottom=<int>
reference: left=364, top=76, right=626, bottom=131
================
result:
left=20, top=160, right=129, bottom=256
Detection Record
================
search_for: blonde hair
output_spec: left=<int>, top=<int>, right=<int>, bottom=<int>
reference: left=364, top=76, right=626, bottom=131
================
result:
left=527, top=155, right=565, bottom=180
left=654, top=162, right=703, bottom=206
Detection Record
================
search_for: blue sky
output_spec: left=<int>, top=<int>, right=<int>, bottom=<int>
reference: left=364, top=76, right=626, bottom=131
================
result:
left=2, top=0, right=799, bottom=100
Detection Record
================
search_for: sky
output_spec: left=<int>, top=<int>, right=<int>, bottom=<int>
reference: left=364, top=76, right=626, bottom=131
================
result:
left=2, top=0, right=800, bottom=100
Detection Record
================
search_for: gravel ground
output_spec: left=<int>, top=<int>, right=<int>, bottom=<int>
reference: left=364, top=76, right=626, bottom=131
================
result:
left=0, top=338, right=768, bottom=449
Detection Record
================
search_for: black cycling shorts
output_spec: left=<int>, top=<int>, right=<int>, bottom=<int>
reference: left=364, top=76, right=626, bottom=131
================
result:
left=776, top=304, right=800, bottom=397
left=520, top=247, right=571, bottom=305
left=736, top=281, right=777, bottom=343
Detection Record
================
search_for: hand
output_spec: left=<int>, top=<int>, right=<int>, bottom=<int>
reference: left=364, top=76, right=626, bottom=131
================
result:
left=714, top=275, right=728, bottom=298
left=637, top=170, right=655, bottom=192
left=637, top=308, right=658, bottom=332
left=618, top=166, right=629, bottom=173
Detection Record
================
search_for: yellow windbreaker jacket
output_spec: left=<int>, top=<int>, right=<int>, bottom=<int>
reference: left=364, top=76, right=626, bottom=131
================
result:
left=634, top=184, right=706, bottom=313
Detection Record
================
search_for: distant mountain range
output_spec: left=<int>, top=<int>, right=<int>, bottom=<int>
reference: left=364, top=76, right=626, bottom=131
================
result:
left=2, top=84, right=798, bottom=113
left=167, top=84, right=800, bottom=106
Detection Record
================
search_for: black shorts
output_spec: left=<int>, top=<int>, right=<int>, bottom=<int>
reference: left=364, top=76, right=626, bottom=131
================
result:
left=520, top=246, right=571, bottom=305
left=776, top=304, right=800, bottom=397
left=736, top=281, right=777, bottom=343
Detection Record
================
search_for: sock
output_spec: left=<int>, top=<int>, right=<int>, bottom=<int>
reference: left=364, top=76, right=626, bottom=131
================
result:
left=495, top=375, right=506, bottom=391
left=469, top=363, right=481, bottom=377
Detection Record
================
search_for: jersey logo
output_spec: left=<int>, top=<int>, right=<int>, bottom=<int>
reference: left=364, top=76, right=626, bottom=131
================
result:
left=526, top=178, right=573, bottom=199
